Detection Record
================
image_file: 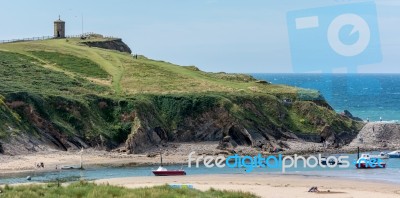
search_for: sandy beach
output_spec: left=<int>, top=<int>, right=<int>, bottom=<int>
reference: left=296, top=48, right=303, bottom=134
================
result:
left=0, top=142, right=226, bottom=173
left=95, top=174, right=400, bottom=198
left=0, top=149, right=187, bottom=174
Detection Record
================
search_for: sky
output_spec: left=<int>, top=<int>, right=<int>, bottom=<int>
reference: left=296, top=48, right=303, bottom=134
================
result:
left=1, top=0, right=399, bottom=73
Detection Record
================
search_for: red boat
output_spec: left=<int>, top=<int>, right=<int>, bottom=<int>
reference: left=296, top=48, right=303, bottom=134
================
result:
left=355, top=154, right=387, bottom=169
left=152, top=151, right=186, bottom=176
left=152, top=166, right=186, bottom=176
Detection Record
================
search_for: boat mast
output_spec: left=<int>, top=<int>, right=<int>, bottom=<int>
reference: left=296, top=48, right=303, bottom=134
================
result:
left=80, top=154, right=82, bottom=169
left=160, top=150, right=163, bottom=167
left=79, top=148, right=84, bottom=169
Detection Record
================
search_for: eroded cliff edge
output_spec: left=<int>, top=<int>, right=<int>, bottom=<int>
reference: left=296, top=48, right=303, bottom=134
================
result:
left=82, top=38, right=132, bottom=54
left=0, top=92, right=363, bottom=155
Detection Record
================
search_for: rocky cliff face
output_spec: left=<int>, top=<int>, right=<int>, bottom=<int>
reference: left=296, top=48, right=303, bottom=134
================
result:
left=123, top=95, right=362, bottom=154
left=82, top=39, right=132, bottom=54
left=0, top=93, right=98, bottom=155
left=125, top=107, right=258, bottom=154
left=348, top=122, right=400, bottom=149
left=0, top=92, right=363, bottom=155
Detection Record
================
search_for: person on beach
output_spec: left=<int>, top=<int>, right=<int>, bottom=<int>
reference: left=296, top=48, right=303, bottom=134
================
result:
left=35, top=162, right=44, bottom=169
left=380, top=117, right=382, bottom=122
left=308, top=186, right=319, bottom=192
left=366, top=117, right=369, bottom=122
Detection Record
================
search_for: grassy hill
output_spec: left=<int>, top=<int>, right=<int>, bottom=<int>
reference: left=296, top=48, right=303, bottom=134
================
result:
left=0, top=36, right=362, bottom=154
left=0, top=37, right=305, bottom=96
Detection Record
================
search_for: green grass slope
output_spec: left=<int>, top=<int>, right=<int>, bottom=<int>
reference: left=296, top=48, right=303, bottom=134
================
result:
left=0, top=38, right=309, bottom=96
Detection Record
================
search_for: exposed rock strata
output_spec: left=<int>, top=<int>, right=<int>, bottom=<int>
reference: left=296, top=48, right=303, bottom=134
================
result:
left=82, top=39, right=132, bottom=54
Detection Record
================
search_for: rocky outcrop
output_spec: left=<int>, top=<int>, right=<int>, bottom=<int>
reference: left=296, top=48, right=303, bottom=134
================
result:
left=123, top=96, right=362, bottom=154
left=319, top=124, right=359, bottom=148
left=125, top=113, right=169, bottom=154
left=348, top=123, right=400, bottom=149
left=124, top=107, right=258, bottom=154
left=0, top=133, right=57, bottom=155
left=82, top=39, right=132, bottom=54
left=343, top=110, right=363, bottom=121
left=0, top=93, right=107, bottom=155
left=217, top=136, right=237, bottom=151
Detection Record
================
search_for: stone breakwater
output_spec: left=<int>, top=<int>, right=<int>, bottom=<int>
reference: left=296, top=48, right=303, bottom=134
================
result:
left=347, top=122, right=400, bottom=149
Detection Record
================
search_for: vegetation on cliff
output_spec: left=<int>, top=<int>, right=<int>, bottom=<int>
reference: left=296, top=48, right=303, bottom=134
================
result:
left=0, top=37, right=362, bottom=154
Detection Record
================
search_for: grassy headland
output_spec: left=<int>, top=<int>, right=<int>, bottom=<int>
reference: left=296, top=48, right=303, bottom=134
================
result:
left=0, top=36, right=362, bottom=154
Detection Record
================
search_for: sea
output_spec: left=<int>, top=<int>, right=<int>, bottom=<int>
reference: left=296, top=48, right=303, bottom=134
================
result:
left=252, top=73, right=400, bottom=122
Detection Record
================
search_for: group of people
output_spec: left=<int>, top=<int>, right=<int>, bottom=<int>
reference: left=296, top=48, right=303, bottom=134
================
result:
left=366, top=117, right=383, bottom=122
left=35, top=162, right=45, bottom=169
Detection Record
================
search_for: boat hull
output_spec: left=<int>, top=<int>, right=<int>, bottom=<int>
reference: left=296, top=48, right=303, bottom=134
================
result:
left=60, top=165, right=82, bottom=170
left=388, top=151, right=400, bottom=158
left=320, top=161, right=343, bottom=166
left=355, top=163, right=386, bottom=169
left=152, top=170, right=186, bottom=176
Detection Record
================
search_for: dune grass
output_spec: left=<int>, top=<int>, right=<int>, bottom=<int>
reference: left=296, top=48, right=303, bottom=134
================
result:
left=0, top=181, right=259, bottom=198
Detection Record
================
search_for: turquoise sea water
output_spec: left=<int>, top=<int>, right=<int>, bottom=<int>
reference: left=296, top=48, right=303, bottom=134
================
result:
left=252, top=73, right=400, bottom=122
left=1, top=153, right=399, bottom=184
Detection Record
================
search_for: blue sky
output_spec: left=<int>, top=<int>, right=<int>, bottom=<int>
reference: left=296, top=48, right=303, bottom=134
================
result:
left=1, top=0, right=399, bottom=73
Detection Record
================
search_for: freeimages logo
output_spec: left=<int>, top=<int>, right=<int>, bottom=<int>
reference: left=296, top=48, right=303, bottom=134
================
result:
left=188, top=152, right=350, bottom=173
left=287, top=1, right=382, bottom=72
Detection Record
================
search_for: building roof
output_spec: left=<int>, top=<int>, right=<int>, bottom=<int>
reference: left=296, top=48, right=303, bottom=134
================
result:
left=54, top=16, right=65, bottom=23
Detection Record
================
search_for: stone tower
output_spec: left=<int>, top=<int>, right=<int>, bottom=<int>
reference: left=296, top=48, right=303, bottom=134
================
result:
left=54, top=16, right=65, bottom=38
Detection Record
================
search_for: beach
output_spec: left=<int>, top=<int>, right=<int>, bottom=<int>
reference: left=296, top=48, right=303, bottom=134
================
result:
left=95, top=174, right=400, bottom=198
left=0, top=149, right=186, bottom=174
left=0, top=142, right=237, bottom=175
left=0, top=141, right=290, bottom=174
left=2, top=142, right=400, bottom=198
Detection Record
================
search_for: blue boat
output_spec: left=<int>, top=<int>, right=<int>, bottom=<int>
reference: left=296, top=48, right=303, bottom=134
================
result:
left=388, top=150, right=400, bottom=158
